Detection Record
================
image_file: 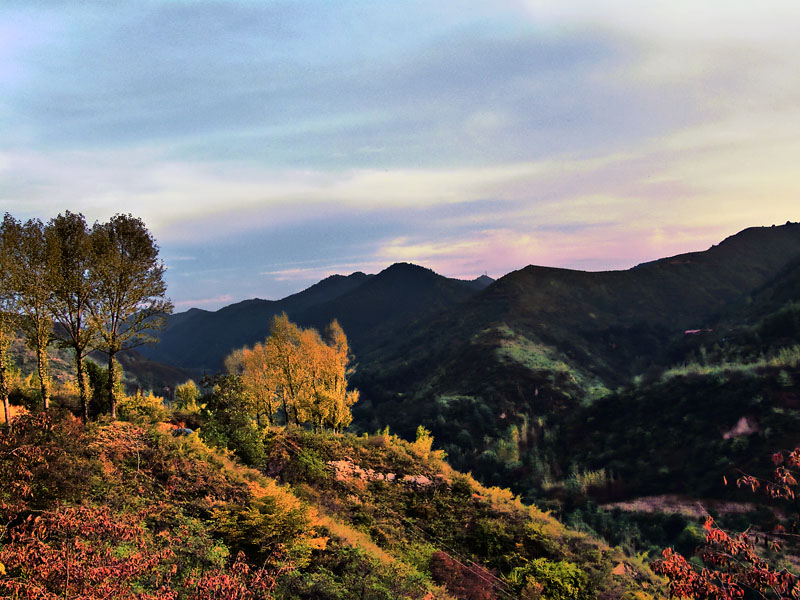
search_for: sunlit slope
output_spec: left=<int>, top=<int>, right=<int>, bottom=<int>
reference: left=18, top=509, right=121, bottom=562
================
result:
left=0, top=413, right=660, bottom=599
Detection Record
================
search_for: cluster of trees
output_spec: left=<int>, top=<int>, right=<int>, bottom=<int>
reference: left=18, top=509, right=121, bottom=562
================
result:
left=0, top=211, right=171, bottom=424
left=224, top=313, right=359, bottom=433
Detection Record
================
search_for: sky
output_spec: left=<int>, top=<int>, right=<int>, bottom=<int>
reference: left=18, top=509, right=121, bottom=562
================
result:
left=1, top=1, right=799, bottom=311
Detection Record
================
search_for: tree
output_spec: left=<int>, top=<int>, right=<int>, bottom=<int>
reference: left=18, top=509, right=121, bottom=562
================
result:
left=89, top=214, right=172, bottom=419
left=84, top=359, right=123, bottom=417
left=225, top=345, right=279, bottom=427
left=9, top=217, right=54, bottom=409
left=321, top=319, right=359, bottom=432
left=200, top=373, right=265, bottom=466
left=301, top=321, right=358, bottom=432
left=225, top=314, right=359, bottom=431
left=46, top=211, right=97, bottom=422
left=655, top=448, right=800, bottom=599
left=174, top=379, right=201, bottom=412
left=0, top=214, right=19, bottom=426
left=266, top=313, right=309, bottom=426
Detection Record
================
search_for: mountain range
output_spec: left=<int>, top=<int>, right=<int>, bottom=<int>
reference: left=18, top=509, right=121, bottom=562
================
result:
left=142, top=222, right=800, bottom=389
left=132, top=222, right=800, bottom=506
left=6, top=221, right=800, bottom=590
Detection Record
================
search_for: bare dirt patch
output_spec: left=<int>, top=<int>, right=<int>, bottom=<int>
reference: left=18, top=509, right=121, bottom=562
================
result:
left=601, top=494, right=761, bottom=519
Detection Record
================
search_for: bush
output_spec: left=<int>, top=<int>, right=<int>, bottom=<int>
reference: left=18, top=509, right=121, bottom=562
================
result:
left=212, top=483, right=318, bottom=566
left=117, top=390, right=168, bottom=423
left=510, top=558, right=588, bottom=600
left=291, top=448, right=328, bottom=483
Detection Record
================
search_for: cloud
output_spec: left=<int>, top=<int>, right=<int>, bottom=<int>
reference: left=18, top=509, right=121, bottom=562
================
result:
left=173, top=294, right=235, bottom=310
left=163, top=255, right=197, bottom=262
left=259, top=262, right=384, bottom=283
left=520, top=0, right=800, bottom=44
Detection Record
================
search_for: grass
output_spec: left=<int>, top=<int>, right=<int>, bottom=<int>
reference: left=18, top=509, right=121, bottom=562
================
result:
left=494, top=324, right=611, bottom=401
left=658, top=345, right=800, bottom=383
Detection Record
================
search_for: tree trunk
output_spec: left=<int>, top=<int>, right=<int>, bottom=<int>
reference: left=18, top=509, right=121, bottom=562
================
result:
left=36, top=342, right=50, bottom=410
left=281, top=391, right=290, bottom=427
left=76, top=353, right=89, bottom=423
left=0, top=352, right=10, bottom=427
left=108, top=351, right=117, bottom=419
left=0, top=332, right=11, bottom=427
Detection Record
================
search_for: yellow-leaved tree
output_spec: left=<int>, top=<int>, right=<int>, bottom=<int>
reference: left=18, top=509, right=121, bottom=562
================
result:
left=225, top=314, right=358, bottom=432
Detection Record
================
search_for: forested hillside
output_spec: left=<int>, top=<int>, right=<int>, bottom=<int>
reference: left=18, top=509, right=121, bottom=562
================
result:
left=140, top=265, right=492, bottom=373
left=132, top=223, right=800, bottom=514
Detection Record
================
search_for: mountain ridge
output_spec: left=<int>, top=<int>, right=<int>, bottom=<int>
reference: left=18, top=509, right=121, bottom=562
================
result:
left=141, top=223, right=800, bottom=385
left=140, top=263, right=495, bottom=372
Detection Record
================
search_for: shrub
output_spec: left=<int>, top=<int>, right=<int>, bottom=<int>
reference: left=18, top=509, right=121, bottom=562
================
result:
left=212, top=483, right=318, bottom=566
left=429, top=551, right=498, bottom=600
left=291, top=448, right=328, bottom=483
left=510, top=558, right=588, bottom=600
left=117, top=390, right=168, bottom=423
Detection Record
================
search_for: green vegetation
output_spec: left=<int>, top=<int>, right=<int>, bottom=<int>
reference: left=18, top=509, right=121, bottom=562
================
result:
left=0, top=407, right=658, bottom=598
left=0, top=211, right=171, bottom=423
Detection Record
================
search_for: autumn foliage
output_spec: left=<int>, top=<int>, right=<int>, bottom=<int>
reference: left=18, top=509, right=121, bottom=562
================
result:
left=224, top=313, right=359, bottom=432
left=0, top=505, right=287, bottom=599
left=429, top=551, right=499, bottom=600
left=654, top=447, right=800, bottom=599
left=0, top=412, right=316, bottom=599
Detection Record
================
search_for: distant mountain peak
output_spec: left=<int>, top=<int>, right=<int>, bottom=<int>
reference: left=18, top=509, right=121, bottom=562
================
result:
left=383, top=262, right=436, bottom=274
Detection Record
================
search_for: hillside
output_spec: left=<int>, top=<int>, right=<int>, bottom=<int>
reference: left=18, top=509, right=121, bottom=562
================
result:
left=0, top=411, right=659, bottom=599
left=4, top=223, right=800, bottom=597
left=139, top=271, right=371, bottom=371
left=359, top=223, right=800, bottom=388
left=348, top=223, right=800, bottom=499
left=296, top=263, right=485, bottom=349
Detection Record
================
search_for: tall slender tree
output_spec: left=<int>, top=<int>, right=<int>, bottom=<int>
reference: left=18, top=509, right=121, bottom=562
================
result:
left=0, top=215, right=19, bottom=426
left=89, top=214, right=172, bottom=418
left=10, top=218, right=53, bottom=409
left=46, top=212, right=96, bottom=422
left=266, top=313, right=308, bottom=426
left=323, top=319, right=359, bottom=432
